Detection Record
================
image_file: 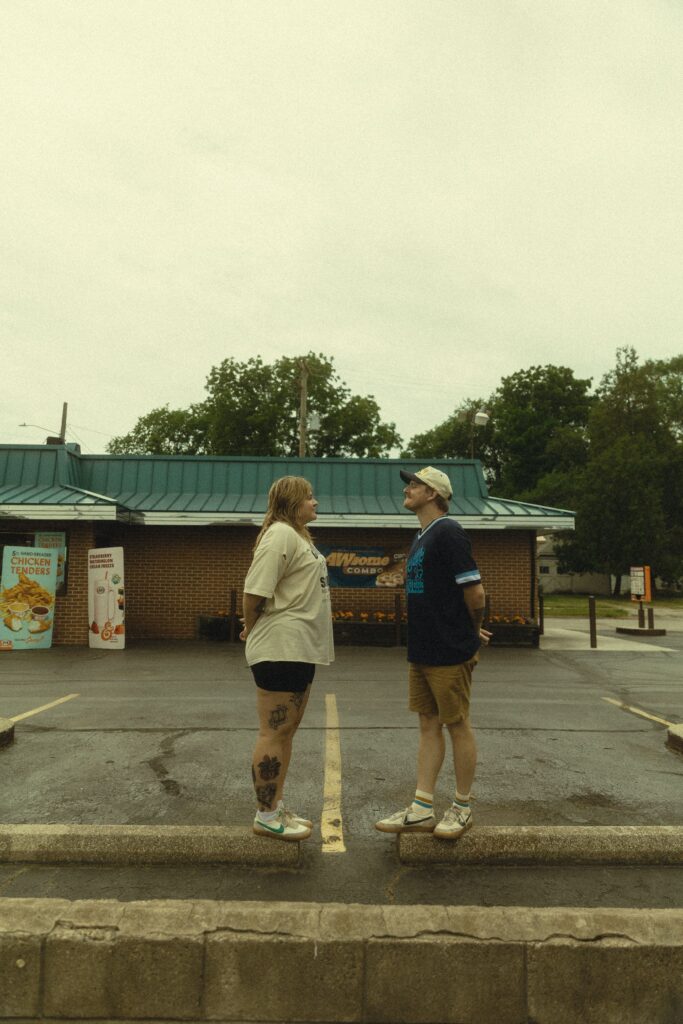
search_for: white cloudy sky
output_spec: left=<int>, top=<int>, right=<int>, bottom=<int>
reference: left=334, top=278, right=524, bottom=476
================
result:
left=1, top=0, right=681, bottom=453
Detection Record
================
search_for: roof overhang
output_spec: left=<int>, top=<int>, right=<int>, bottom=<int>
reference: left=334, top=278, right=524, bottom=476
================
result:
left=131, top=511, right=575, bottom=530
left=0, top=504, right=132, bottom=522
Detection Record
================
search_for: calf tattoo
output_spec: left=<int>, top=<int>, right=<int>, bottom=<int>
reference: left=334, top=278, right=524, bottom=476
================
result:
left=258, top=754, right=281, bottom=780
left=256, top=783, right=277, bottom=809
left=268, top=704, right=288, bottom=730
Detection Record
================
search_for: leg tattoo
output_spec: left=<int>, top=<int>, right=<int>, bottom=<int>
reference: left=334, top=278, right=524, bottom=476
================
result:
left=290, top=691, right=304, bottom=710
left=255, top=783, right=277, bottom=809
left=258, top=754, right=281, bottom=780
left=268, top=704, right=288, bottom=730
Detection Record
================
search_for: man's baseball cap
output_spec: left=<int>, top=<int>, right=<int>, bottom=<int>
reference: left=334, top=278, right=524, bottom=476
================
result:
left=399, top=466, right=453, bottom=501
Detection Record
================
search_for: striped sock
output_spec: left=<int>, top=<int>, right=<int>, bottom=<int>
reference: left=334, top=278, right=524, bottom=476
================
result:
left=454, top=791, right=470, bottom=811
left=411, top=790, right=434, bottom=815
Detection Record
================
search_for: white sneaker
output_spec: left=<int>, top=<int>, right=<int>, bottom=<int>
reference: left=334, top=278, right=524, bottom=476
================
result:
left=434, top=804, right=472, bottom=840
left=284, top=807, right=313, bottom=830
left=253, top=807, right=311, bottom=842
left=375, top=806, right=436, bottom=834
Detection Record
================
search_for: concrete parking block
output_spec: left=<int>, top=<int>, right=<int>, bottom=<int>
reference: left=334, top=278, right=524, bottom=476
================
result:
left=398, top=825, right=683, bottom=865
left=0, top=823, right=300, bottom=866
left=667, top=724, right=683, bottom=753
left=0, top=717, right=14, bottom=748
left=111, top=935, right=204, bottom=1020
left=204, top=932, right=364, bottom=1022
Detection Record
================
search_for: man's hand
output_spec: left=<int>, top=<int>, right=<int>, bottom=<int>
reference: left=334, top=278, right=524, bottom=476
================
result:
left=479, top=627, right=493, bottom=646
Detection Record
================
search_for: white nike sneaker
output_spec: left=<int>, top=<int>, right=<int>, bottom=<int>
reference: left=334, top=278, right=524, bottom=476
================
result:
left=253, top=807, right=311, bottom=842
left=375, top=806, right=436, bottom=834
left=283, top=807, right=313, bottom=830
left=433, top=804, right=473, bottom=840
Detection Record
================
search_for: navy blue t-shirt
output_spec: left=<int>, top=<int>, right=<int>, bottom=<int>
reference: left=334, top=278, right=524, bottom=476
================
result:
left=405, top=516, right=482, bottom=666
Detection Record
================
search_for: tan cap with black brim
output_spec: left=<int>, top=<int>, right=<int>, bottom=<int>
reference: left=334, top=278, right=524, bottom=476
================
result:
left=399, top=466, right=453, bottom=501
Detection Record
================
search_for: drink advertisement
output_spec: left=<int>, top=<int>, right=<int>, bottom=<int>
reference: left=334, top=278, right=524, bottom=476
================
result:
left=318, top=546, right=407, bottom=588
left=88, top=547, right=125, bottom=649
left=0, top=548, right=58, bottom=651
left=35, top=532, right=67, bottom=595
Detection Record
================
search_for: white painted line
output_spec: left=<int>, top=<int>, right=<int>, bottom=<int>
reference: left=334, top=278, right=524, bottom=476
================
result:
left=601, top=697, right=673, bottom=728
left=321, top=693, right=346, bottom=854
left=10, top=693, right=80, bottom=723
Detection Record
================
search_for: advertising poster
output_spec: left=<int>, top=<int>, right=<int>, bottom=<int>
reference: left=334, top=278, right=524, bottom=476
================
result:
left=35, top=532, right=67, bottom=595
left=318, top=546, right=407, bottom=588
left=88, top=547, right=125, bottom=650
left=0, top=548, right=58, bottom=651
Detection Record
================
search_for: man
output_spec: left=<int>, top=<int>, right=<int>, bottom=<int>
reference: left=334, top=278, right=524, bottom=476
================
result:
left=375, top=466, right=491, bottom=839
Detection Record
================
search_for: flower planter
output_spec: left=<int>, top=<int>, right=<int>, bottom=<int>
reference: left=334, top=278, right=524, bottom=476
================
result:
left=333, top=621, right=407, bottom=647
left=197, top=615, right=240, bottom=642
left=486, top=623, right=540, bottom=648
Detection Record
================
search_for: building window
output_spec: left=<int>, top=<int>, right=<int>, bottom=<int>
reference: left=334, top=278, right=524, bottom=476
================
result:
left=539, top=565, right=550, bottom=574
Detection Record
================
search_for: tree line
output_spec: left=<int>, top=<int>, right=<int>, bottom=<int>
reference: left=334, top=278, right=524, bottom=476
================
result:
left=108, top=348, right=683, bottom=592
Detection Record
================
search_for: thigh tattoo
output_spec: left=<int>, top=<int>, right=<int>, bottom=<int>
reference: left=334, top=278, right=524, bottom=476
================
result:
left=268, top=704, right=288, bottom=730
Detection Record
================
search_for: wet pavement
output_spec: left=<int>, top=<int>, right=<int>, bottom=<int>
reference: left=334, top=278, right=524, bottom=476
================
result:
left=1, top=621, right=682, bottom=907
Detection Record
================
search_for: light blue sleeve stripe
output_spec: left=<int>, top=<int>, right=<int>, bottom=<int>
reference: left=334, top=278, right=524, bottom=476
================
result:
left=455, top=571, right=481, bottom=584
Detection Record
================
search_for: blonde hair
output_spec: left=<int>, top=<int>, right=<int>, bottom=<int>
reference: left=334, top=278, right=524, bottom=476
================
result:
left=254, top=476, right=315, bottom=551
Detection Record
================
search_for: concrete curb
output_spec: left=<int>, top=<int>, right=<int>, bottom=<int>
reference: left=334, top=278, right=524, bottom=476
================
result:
left=616, top=626, right=667, bottom=636
left=0, top=717, right=15, bottom=748
left=398, top=825, right=683, bottom=865
left=668, top=724, right=683, bottom=754
left=1, top=899, right=682, bottom=1023
left=0, top=824, right=299, bottom=866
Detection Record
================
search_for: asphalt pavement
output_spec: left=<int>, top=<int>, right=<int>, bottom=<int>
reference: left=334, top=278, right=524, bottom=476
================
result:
left=1, top=612, right=682, bottom=907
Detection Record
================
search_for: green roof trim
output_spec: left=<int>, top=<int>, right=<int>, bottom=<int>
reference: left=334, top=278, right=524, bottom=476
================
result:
left=0, top=445, right=575, bottom=530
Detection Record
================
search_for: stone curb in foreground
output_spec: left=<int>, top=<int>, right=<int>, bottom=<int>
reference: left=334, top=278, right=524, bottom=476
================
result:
left=0, top=824, right=299, bottom=866
left=1, top=899, right=682, bottom=1023
left=398, top=825, right=683, bottom=865
left=0, top=718, right=15, bottom=748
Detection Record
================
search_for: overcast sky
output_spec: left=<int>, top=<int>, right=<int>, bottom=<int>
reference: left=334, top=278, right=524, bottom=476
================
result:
left=2, top=0, right=681, bottom=455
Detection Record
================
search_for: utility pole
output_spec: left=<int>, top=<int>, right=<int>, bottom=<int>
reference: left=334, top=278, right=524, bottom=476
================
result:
left=59, top=402, right=68, bottom=444
left=298, top=360, right=309, bottom=457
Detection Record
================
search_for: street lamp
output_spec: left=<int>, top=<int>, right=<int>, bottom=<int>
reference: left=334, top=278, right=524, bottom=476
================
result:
left=459, top=408, right=490, bottom=458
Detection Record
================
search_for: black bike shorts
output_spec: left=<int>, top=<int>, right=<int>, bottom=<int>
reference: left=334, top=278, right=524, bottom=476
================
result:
left=251, top=661, right=316, bottom=693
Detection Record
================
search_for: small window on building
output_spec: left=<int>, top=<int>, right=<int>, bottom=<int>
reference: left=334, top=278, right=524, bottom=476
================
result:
left=539, top=565, right=550, bottom=574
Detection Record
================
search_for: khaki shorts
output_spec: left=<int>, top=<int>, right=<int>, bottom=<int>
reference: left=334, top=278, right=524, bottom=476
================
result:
left=408, top=655, right=479, bottom=724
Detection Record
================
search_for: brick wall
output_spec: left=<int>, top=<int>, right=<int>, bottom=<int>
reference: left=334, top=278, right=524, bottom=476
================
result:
left=1, top=519, right=536, bottom=644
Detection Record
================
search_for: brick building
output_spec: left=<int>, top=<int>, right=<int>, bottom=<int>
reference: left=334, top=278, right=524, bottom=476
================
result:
left=0, top=445, right=574, bottom=645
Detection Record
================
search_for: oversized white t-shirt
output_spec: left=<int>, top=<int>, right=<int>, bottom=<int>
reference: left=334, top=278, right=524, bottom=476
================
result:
left=244, top=521, right=334, bottom=667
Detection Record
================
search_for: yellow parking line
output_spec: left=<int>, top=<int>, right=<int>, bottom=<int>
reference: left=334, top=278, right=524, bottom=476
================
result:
left=321, top=693, right=346, bottom=853
left=10, top=693, right=80, bottom=723
left=602, top=697, right=673, bottom=728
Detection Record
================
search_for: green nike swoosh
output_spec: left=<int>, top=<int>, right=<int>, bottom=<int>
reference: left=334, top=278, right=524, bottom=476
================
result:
left=258, top=821, right=285, bottom=834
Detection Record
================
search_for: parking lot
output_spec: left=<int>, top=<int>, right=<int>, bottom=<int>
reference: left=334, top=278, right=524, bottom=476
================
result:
left=1, top=615, right=682, bottom=907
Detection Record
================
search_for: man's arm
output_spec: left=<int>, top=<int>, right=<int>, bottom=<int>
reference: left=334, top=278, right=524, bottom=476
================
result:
left=462, top=583, right=492, bottom=646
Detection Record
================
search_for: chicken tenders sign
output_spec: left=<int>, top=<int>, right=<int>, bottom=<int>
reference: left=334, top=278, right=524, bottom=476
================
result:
left=0, top=548, right=58, bottom=651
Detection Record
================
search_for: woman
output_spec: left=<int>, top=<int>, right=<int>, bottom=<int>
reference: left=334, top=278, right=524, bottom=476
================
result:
left=241, top=476, right=334, bottom=841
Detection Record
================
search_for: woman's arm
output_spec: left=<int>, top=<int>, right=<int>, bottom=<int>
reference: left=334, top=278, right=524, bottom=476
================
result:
left=240, top=592, right=265, bottom=641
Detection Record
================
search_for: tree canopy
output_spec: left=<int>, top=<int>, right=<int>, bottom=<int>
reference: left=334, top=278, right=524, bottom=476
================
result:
left=108, top=354, right=401, bottom=458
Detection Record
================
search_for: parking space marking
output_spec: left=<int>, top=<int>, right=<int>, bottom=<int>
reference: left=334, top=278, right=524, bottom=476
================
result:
left=321, top=693, right=346, bottom=854
left=10, top=693, right=80, bottom=723
left=602, top=697, right=673, bottom=728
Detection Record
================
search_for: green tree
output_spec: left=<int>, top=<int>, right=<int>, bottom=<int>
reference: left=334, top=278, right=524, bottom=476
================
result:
left=403, top=365, right=592, bottom=501
left=557, top=349, right=683, bottom=592
left=107, top=404, right=210, bottom=455
left=108, top=353, right=401, bottom=458
left=402, top=398, right=502, bottom=486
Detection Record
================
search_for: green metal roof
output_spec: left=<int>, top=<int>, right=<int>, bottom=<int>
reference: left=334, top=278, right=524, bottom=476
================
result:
left=0, top=445, right=575, bottom=530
